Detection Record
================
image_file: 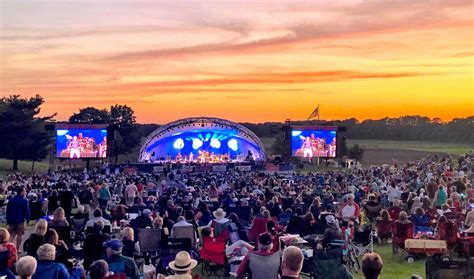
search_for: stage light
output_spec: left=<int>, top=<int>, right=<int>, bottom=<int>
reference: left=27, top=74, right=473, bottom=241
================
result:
left=173, top=138, right=184, bottom=150
left=192, top=138, right=203, bottom=149
left=210, top=139, right=221, bottom=149
left=228, top=139, right=238, bottom=151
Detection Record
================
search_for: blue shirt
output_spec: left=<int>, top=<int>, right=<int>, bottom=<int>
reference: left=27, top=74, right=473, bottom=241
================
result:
left=6, top=194, right=30, bottom=224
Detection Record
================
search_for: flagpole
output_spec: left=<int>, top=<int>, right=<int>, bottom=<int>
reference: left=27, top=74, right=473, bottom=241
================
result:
left=317, top=104, right=320, bottom=166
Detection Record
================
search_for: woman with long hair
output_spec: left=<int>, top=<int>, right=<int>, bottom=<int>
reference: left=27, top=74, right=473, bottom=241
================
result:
left=23, top=220, right=48, bottom=258
left=44, top=229, right=71, bottom=270
left=50, top=207, right=69, bottom=227
left=121, top=227, right=140, bottom=258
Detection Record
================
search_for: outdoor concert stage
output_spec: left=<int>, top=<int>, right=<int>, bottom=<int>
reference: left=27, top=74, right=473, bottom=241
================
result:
left=138, top=117, right=266, bottom=164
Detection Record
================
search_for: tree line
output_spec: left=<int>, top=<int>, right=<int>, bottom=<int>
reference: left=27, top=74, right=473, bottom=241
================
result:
left=0, top=94, right=471, bottom=169
left=242, top=116, right=473, bottom=143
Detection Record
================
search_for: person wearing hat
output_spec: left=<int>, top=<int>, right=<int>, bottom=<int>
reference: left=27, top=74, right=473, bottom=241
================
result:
left=158, top=251, right=197, bottom=279
left=208, top=208, right=230, bottom=238
left=236, top=233, right=278, bottom=279
left=103, top=239, right=140, bottom=279
left=208, top=208, right=229, bottom=226
left=321, top=215, right=342, bottom=247
left=133, top=209, right=153, bottom=229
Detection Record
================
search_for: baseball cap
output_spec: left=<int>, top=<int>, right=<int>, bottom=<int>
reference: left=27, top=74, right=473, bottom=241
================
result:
left=143, top=209, right=152, bottom=216
left=103, top=239, right=123, bottom=251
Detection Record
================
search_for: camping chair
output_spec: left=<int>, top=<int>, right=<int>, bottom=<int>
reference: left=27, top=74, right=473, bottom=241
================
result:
left=156, top=238, right=193, bottom=275
left=376, top=219, right=392, bottom=243
left=392, top=222, right=414, bottom=254
left=138, top=228, right=162, bottom=254
left=444, top=221, right=459, bottom=250
left=70, top=216, right=88, bottom=242
left=247, top=251, right=281, bottom=279
left=200, top=236, right=228, bottom=277
left=278, top=212, right=293, bottom=227
left=171, top=225, right=197, bottom=248
left=310, top=247, right=352, bottom=279
left=50, top=226, right=73, bottom=246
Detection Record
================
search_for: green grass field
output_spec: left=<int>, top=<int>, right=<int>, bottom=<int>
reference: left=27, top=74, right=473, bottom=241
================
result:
left=347, top=139, right=473, bottom=155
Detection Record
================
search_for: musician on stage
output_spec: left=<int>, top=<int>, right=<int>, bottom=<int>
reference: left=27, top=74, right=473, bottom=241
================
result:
left=69, top=136, right=81, bottom=158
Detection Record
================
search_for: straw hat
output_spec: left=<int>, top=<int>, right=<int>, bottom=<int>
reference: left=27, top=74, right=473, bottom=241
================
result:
left=213, top=208, right=226, bottom=219
left=169, top=251, right=197, bottom=271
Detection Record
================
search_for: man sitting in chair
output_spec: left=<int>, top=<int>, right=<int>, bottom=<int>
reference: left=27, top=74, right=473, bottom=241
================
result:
left=171, top=216, right=197, bottom=247
left=236, top=233, right=280, bottom=279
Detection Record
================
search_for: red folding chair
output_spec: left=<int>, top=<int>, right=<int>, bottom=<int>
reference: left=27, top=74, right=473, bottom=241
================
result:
left=200, top=236, right=228, bottom=277
left=376, top=219, right=392, bottom=243
left=392, top=222, right=414, bottom=254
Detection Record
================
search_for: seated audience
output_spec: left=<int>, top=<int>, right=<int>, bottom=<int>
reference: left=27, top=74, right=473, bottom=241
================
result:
left=50, top=207, right=69, bottom=227
left=281, top=246, right=304, bottom=279
left=121, top=227, right=140, bottom=258
left=86, top=209, right=112, bottom=228
left=133, top=209, right=153, bottom=229
left=43, top=229, right=71, bottom=270
left=361, top=252, right=383, bottom=279
left=0, top=228, right=17, bottom=271
left=236, top=233, right=277, bottom=278
left=83, top=221, right=109, bottom=270
left=159, top=251, right=197, bottom=279
left=16, top=256, right=37, bottom=279
left=322, top=215, right=342, bottom=247
left=33, top=244, right=71, bottom=279
left=23, top=220, right=48, bottom=258
left=104, top=239, right=140, bottom=279
left=88, top=260, right=109, bottom=279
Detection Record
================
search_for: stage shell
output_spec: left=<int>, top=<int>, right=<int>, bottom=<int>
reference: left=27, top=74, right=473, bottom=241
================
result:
left=138, top=117, right=266, bottom=162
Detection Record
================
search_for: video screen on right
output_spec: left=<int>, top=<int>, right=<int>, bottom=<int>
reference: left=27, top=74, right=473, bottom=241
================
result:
left=291, top=127, right=337, bottom=158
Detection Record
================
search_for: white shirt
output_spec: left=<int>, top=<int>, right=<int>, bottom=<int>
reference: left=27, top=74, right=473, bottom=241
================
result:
left=126, top=184, right=137, bottom=198
left=387, top=186, right=401, bottom=202
left=86, top=216, right=111, bottom=227
left=341, top=204, right=356, bottom=219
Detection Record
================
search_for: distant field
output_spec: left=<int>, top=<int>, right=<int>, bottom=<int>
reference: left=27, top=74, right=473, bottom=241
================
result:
left=348, top=139, right=473, bottom=155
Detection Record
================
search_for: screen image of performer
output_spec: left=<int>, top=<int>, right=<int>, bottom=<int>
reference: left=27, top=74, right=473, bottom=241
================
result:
left=99, top=137, right=107, bottom=158
left=69, top=136, right=81, bottom=159
left=301, top=136, right=313, bottom=158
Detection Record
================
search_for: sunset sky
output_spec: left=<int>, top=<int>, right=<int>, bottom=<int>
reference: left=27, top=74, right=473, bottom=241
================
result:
left=1, top=0, right=472, bottom=124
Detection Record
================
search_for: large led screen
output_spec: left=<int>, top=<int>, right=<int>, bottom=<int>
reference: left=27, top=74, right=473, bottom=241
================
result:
left=56, top=126, right=108, bottom=159
left=291, top=128, right=337, bottom=158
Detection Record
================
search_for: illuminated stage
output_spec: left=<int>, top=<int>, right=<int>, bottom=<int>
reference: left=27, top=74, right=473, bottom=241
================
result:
left=138, top=117, right=266, bottom=163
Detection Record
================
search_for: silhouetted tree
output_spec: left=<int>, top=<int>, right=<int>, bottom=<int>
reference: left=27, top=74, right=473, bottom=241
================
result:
left=69, top=107, right=110, bottom=124
left=0, top=95, right=55, bottom=170
left=348, top=144, right=365, bottom=163
left=109, top=104, right=140, bottom=164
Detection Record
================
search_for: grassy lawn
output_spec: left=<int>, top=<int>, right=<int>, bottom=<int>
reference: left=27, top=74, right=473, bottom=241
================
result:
left=347, top=139, right=473, bottom=155
left=0, top=158, right=50, bottom=179
left=351, top=244, right=425, bottom=279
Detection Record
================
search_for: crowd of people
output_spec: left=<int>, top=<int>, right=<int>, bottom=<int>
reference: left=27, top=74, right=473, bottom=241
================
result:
left=0, top=151, right=472, bottom=279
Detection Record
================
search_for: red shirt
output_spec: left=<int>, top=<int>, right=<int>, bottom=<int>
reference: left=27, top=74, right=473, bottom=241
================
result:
left=0, top=242, right=17, bottom=268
